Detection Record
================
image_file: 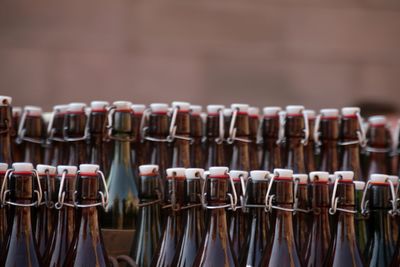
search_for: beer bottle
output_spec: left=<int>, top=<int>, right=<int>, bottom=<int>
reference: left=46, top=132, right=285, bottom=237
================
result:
left=248, top=107, right=260, bottom=170
left=228, top=103, right=250, bottom=171
left=304, top=110, right=316, bottom=173
left=260, top=107, right=282, bottom=172
left=223, top=108, right=233, bottom=166
left=35, top=164, right=57, bottom=257
left=193, top=166, right=238, bottom=267
left=170, top=101, right=191, bottom=168
left=11, top=106, right=23, bottom=162
left=0, top=162, right=43, bottom=267
left=102, top=101, right=139, bottom=254
left=283, top=105, right=308, bottom=173
left=46, top=165, right=78, bottom=267
left=305, top=171, right=331, bottom=267
left=0, top=163, right=8, bottom=250
left=293, top=173, right=312, bottom=260
left=172, top=168, right=204, bottom=267
left=339, top=107, right=365, bottom=181
left=45, top=105, right=69, bottom=166
left=388, top=175, right=399, bottom=245
left=260, top=168, right=302, bottom=267
left=64, top=164, right=110, bottom=267
left=151, top=167, right=185, bottom=267
left=189, top=105, right=204, bottom=168
left=17, top=106, right=44, bottom=166
left=130, top=165, right=162, bottom=267
left=315, top=109, right=340, bottom=173
left=64, top=103, right=88, bottom=166
left=204, top=105, right=225, bottom=169
left=241, top=170, right=270, bottom=267
left=144, top=103, right=171, bottom=201
left=324, top=171, right=364, bottom=267
left=364, top=116, right=392, bottom=178
left=363, top=174, right=396, bottom=266
left=228, top=170, right=249, bottom=262
left=0, top=96, right=12, bottom=165
left=131, top=104, right=147, bottom=168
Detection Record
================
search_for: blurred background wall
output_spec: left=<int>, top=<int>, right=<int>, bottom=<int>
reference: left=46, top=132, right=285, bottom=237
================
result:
left=0, top=0, right=400, bottom=113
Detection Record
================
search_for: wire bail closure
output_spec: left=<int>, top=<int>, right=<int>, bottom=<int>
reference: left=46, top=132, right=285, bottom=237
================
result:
left=264, top=174, right=296, bottom=213
left=0, top=169, right=43, bottom=208
left=104, top=105, right=135, bottom=142
left=329, top=175, right=357, bottom=215
left=200, top=172, right=238, bottom=210
left=242, top=174, right=271, bottom=211
left=293, top=177, right=311, bottom=213
left=74, top=170, right=109, bottom=209
left=227, top=107, right=252, bottom=144
left=168, top=106, right=193, bottom=143
left=17, top=110, right=44, bottom=145
left=361, top=178, right=398, bottom=217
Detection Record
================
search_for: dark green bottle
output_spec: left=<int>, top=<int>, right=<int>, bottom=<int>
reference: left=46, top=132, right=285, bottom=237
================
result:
left=172, top=168, right=204, bottom=267
left=363, top=174, right=396, bottom=267
left=130, top=165, right=162, bottom=267
left=102, top=101, right=139, bottom=253
left=241, top=170, right=270, bottom=267
left=193, top=166, right=238, bottom=267
left=151, top=167, right=185, bottom=267
left=0, top=162, right=43, bottom=267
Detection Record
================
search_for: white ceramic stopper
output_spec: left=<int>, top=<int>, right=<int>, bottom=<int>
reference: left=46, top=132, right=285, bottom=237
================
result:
left=166, top=168, right=186, bottom=178
left=341, top=107, right=360, bottom=117
left=190, top=105, right=202, bottom=115
left=207, top=105, right=225, bottom=114
left=150, top=103, right=169, bottom=113
left=139, top=165, right=159, bottom=175
left=209, top=166, right=229, bottom=177
left=273, top=168, right=293, bottom=178
left=309, top=171, right=329, bottom=182
left=24, top=106, right=42, bottom=116
left=172, top=101, right=190, bottom=112
left=368, top=116, right=387, bottom=127
left=57, top=165, right=77, bottom=175
left=231, top=103, right=249, bottom=113
left=320, top=109, right=339, bottom=118
left=0, top=163, right=8, bottom=172
left=354, top=181, right=365, bottom=190
left=67, top=103, right=86, bottom=113
left=293, top=174, right=308, bottom=184
left=248, top=107, right=260, bottom=117
left=79, top=164, right=100, bottom=174
left=334, top=171, right=354, bottom=181
left=113, top=101, right=132, bottom=111
left=12, top=162, right=33, bottom=172
left=131, top=104, right=146, bottom=114
left=250, top=170, right=269, bottom=181
left=90, top=101, right=109, bottom=111
left=0, top=96, right=12, bottom=105
left=185, top=168, right=204, bottom=180
left=229, top=170, right=249, bottom=181
left=36, top=164, right=56, bottom=175
left=286, top=105, right=304, bottom=115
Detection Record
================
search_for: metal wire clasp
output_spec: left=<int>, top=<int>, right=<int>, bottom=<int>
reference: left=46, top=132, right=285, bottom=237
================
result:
left=55, top=170, right=75, bottom=209
left=215, top=107, right=225, bottom=144
left=293, top=177, right=311, bottom=213
left=16, top=110, right=44, bottom=144
left=329, top=175, right=357, bottom=215
left=264, top=174, right=296, bottom=213
left=74, top=170, right=109, bottom=209
left=200, top=172, right=238, bottom=210
left=168, top=106, right=193, bottom=143
left=104, top=105, right=135, bottom=142
left=226, top=107, right=252, bottom=144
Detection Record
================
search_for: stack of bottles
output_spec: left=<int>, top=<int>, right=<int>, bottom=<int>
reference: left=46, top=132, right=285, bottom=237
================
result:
left=1, top=95, right=400, bottom=267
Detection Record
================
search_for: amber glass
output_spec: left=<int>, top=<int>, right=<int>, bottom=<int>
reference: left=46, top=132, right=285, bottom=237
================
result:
left=294, top=181, right=312, bottom=260
left=88, top=108, right=109, bottom=175
left=35, top=169, right=56, bottom=257
left=224, top=111, right=233, bottom=166
left=171, top=109, right=191, bottom=168
left=65, top=110, right=87, bottom=165
left=11, top=107, right=23, bottom=162
left=363, top=124, right=391, bottom=178
left=241, top=176, right=270, bottom=267
left=190, top=113, right=204, bottom=168
left=20, top=113, right=44, bottom=166
left=0, top=101, right=12, bottom=164
left=364, top=182, right=395, bottom=266
left=0, top=170, right=43, bottom=266
left=260, top=177, right=302, bottom=267
left=45, top=108, right=69, bottom=166
left=339, top=116, right=363, bottom=181
left=283, top=114, right=306, bottom=173
left=260, top=113, right=282, bottom=171
left=324, top=180, right=364, bottom=267
left=46, top=170, right=77, bottom=267
left=318, top=116, right=339, bottom=173
left=204, top=112, right=225, bottom=169
left=304, top=117, right=316, bottom=173
left=193, top=174, right=238, bottom=267
left=172, top=173, right=204, bottom=267
left=305, top=180, right=331, bottom=267
left=151, top=174, right=185, bottom=267
left=249, top=113, right=260, bottom=170
left=64, top=171, right=109, bottom=267
left=229, top=111, right=250, bottom=171
left=130, top=169, right=162, bottom=267
left=0, top=169, right=7, bottom=250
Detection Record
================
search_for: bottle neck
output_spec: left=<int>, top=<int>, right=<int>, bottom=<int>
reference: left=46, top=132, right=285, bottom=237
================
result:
left=0, top=105, right=12, bottom=164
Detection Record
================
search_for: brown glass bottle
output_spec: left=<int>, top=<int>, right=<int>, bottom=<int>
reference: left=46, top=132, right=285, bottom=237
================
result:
left=170, top=102, right=191, bottom=168
left=46, top=165, right=78, bottom=267
left=0, top=163, right=8, bottom=250
left=241, top=170, right=270, bottom=267
left=304, top=110, right=316, bottom=173
left=0, top=96, right=12, bottom=165
left=193, top=166, right=238, bottom=267
left=189, top=105, right=204, bottom=168
left=204, top=105, right=225, bottom=169
left=151, top=167, right=185, bottom=267
left=64, top=164, right=110, bottom=267
left=260, top=107, right=282, bottom=172
left=363, top=116, right=392, bottom=178
left=35, top=164, right=57, bottom=258
left=88, top=101, right=109, bottom=174
left=17, top=106, right=45, bottom=166
left=131, top=104, right=147, bottom=169
left=316, top=109, right=340, bottom=173
left=388, top=175, right=399, bottom=246
left=228, top=170, right=249, bottom=263
left=64, top=103, right=88, bottom=166
left=293, top=174, right=312, bottom=262
left=130, top=165, right=162, bottom=267
left=223, top=108, right=233, bottom=166
left=228, top=104, right=250, bottom=171
left=283, top=105, right=307, bottom=173
left=248, top=107, right=260, bottom=170
left=11, top=106, right=23, bottom=162
left=172, top=168, right=205, bottom=267
left=339, top=107, right=364, bottom=181
left=324, top=171, right=364, bottom=267
left=45, top=105, right=69, bottom=166
left=0, top=162, right=43, bottom=267
left=305, top=172, right=331, bottom=267
left=363, top=174, right=395, bottom=267
left=145, top=103, right=172, bottom=201
left=260, top=168, right=303, bottom=267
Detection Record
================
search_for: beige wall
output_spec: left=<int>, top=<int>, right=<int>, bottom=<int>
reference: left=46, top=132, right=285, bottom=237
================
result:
left=0, top=0, right=400, bottom=112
